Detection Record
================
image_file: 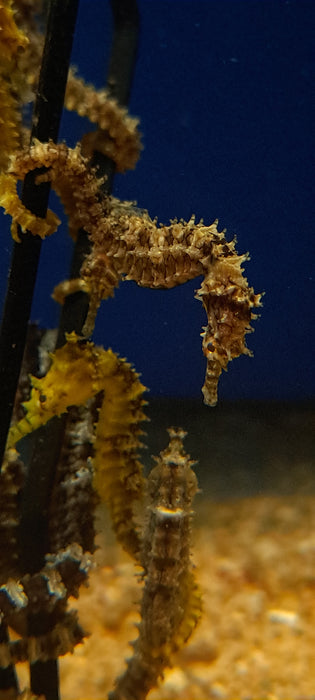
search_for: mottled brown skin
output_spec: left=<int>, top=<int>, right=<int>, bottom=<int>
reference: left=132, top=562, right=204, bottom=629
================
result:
left=2, top=142, right=261, bottom=406
left=110, top=429, right=201, bottom=700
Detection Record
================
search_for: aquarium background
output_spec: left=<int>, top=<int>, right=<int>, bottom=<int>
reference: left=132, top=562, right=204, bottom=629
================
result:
left=0, top=0, right=314, bottom=403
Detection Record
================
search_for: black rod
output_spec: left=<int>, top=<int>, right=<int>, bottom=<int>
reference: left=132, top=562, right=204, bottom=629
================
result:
left=56, top=0, right=141, bottom=344
left=1, top=0, right=139, bottom=695
left=0, top=0, right=79, bottom=695
left=18, top=0, right=142, bottom=582
left=25, top=4, right=140, bottom=690
left=0, top=0, right=80, bottom=472
left=58, top=0, right=141, bottom=338
left=19, top=0, right=142, bottom=564
left=108, top=0, right=140, bottom=105
left=0, top=624, right=19, bottom=692
left=26, top=5, right=80, bottom=699
left=19, top=0, right=142, bottom=565
left=91, top=0, right=140, bottom=191
left=30, top=659, right=60, bottom=700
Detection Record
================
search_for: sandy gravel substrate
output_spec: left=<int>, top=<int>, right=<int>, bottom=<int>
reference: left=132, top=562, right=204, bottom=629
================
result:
left=16, top=494, right=315, bottom=699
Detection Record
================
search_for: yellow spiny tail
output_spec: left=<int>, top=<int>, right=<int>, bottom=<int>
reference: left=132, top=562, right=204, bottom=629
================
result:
left=7, top=333, right=148, bottom=559
left=169, top=569, right=202, bottom=655
left=0, top=0, right=28, bottom=171
left=0, top=78, right=21, bottom=173
left=0, top=172, right=61, bottom=240
left=93, top=349, right=148, bottom=559
left=0, top=1, right=28, bottom=60
left=6, top=334, right=99, bottom=449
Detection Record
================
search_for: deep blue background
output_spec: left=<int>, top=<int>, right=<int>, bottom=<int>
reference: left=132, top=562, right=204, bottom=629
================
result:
left=0, top=0, right=314, bottom=402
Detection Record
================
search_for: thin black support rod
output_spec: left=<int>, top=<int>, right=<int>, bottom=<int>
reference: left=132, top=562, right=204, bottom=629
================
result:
left=22, top=1, right=140, bottom=697
left=0, top=624, right=19, bottom=692
left=108, top=0, right=140, bottom=105
left=57, top=0, right=141, bottom=340
left=19, top=0, right=142, bottom=564
left=26, top=6, right=80, bottom=700
left=55, top=0, right=141, bottom=345
left=1, top=0, right=139, bottom=695
left=0, top=0, right=79, bottom=695
left=30, top=659, right=60, bottom=700
left=92, top=0, right=140, bottom=192
left=18, top=0, right=142, bottom=579
left=26, top=5, right=140, bottom=690
left=0, top=0, right=80, bottom=472
left=19, top=0, right=142, bottom=567
left=26, top=3, right=80, bottom=698
left=17, top=0, right=141, bottom=580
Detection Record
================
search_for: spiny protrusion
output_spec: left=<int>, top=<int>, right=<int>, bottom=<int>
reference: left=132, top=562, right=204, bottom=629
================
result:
left=109, top=428, right=201, bottom=700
